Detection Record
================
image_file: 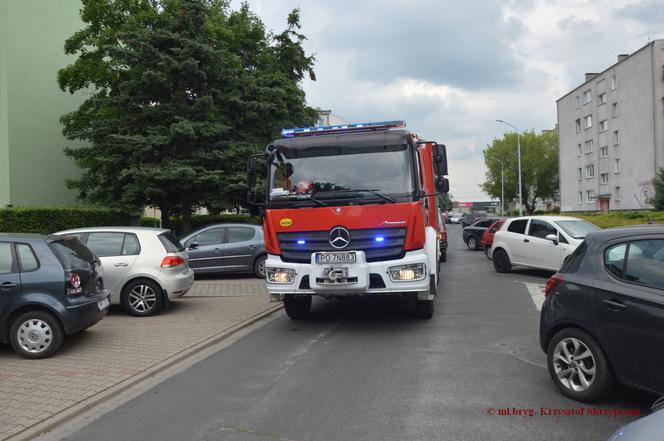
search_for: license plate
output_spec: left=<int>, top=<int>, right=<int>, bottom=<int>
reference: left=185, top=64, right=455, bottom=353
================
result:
left=97, top=297, right=110, bottom=311
left=315, top=252, right=356, bottom=264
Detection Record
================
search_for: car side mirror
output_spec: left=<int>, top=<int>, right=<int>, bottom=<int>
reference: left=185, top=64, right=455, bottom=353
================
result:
left=188, top=241, right=199, bottom=250
left=545, top=234, right=558, bottom=245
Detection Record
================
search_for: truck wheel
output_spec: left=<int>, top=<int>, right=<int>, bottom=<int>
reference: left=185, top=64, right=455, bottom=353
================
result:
left=283, top=295, right=311, bottom=319
left=440, top=249, right=447, bottom=262
left=415, top=299, right=434, bottom=319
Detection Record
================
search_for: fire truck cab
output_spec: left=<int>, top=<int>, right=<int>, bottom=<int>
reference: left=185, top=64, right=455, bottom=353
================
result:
left=246, top=121, right=449, bottom=319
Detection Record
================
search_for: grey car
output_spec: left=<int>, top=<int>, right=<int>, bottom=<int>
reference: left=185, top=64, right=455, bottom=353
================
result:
left=180, top=224, right=266, bottom=278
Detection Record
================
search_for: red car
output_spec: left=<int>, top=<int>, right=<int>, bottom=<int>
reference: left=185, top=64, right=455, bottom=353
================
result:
left=480, top=219, right=505, bottom=259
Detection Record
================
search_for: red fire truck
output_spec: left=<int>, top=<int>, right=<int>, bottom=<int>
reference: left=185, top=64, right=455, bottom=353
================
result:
left=246, top=121, right=449, bottom=319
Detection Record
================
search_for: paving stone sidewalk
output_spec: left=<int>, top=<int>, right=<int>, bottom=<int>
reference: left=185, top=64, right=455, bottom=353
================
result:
left=0, top=278, right=276, bottom=441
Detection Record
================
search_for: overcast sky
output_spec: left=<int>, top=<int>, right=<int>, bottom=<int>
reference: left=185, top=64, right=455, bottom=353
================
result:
left=232, top=0, right=664, bottom=200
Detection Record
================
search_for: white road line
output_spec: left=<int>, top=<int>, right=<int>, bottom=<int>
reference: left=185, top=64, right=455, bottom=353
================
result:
left=514, top=281, right=546, bottom=311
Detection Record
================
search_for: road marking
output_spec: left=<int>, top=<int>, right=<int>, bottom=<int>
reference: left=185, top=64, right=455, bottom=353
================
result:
left=515, top=281, right=546, bottom=311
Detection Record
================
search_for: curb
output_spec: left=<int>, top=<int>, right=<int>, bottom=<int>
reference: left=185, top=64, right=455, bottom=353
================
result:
left=6, top=303, right=283, bottom=441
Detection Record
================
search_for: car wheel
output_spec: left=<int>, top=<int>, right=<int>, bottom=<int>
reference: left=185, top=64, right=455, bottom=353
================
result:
left=493, top=249, right=511, bottom=273
left=254, top=255, right=267, bottom=278
left=440, top=249, right=447, bottom=262
left=10, top=311, right=64, bottom=359
left=467, top=236, right=479, bottom=251
left=283, top=295, right=312, bottom=319
left=547, top=328, right=614, bottom=402
left=485, top=246, right=492, bottom=260
left=121, top=279, right=165, bottom=317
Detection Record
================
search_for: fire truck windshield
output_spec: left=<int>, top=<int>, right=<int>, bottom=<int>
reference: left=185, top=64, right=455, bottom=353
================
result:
left=268, top=143, right=414, bottom=204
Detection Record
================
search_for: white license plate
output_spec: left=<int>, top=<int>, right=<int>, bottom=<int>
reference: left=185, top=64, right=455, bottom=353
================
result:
left=97, top=297, right=110, bottom=311
left=315, top=252, right=356, bottom=264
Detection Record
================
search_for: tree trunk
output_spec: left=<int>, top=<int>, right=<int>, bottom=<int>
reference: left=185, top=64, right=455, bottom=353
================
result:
left=182, top=195, right=192, bottom=235
left=159, top=203, right=170, bottom=230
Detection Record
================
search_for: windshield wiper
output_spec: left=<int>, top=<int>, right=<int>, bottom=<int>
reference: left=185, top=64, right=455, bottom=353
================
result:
left=310, top=189, right=397, bottom=203
left=272, top=194, right=328, bottom=207
left=349, top=189, right=397, bottom=203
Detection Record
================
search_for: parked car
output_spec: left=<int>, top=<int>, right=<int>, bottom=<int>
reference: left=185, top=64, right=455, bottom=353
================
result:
left=480, top=219, right=506, bottom=259
left=462, top=217, right=503, bottom=251
left=460, top=211, right=488, bottom=227
left=448, top=213, right=463, bottom=224
left=180, top=224, right=267, bottom=278
left=55, top=227, right=194, bottom=316
left=608, top=398, right=664, bottom=440
left=491, top=216, right=599, bottom=273
left=436, top=210, right=448, bottom=262
left=540, top=225, right=664, bottom=402
left=0, top=234, right=110, bottom=358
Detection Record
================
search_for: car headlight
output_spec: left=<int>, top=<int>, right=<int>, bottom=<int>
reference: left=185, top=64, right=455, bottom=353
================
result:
left=266, top=267, right=296, bottom=284
left=388, top=263, right=426, bottom=282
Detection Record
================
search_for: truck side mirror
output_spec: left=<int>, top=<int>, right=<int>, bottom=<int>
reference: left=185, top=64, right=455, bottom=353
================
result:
left=433, top=144, right=448, bottom=177
left=436, top=177, right=449, bottom=193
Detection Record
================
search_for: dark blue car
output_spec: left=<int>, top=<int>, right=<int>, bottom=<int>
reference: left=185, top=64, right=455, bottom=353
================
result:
left=0, top=234, right=110, bottom=358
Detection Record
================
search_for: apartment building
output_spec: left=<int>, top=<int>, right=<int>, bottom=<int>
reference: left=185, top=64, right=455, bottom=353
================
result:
left=557, top=40, right=664, bottom=212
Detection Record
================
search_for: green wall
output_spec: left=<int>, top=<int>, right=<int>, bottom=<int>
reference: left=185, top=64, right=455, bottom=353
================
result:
left=1, top=0, right=85, bottom=207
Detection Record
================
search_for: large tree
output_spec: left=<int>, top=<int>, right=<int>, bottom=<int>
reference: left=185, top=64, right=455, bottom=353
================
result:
left=481, top=130, right=559, bottom=215
left=58, top=0, right=317, bottom=232
left=652, top=167, right=664, bottom=211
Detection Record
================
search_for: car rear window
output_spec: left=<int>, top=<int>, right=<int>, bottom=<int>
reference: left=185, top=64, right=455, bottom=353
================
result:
left=507, top=219, right=528, bottom=234
left=560, top=240, right=588, bottom=274
left=50, top=237, right=96, bottom=269
left=158, top=232, right=185, bottom=253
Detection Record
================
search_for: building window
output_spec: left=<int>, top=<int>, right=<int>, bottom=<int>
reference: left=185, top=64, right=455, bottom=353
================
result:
left=600, top=146, right=608, bottom=157
left=586, top=190, right=595, bottom=203
left=614, top=159, right=621, bottom=173
left=598, top=93, right=607, bottom=105
left=577, top=143, right=582, bottom=156
left=586, top=164, right=595, bottom=178
left=584, top=140, right=594, bottom=153
left=612, top=102, right=618, bottom=118
left=577, top=168, right=583, bottom=180
left=615, top=186, right=621, bottom=201
left=600, top=173, right=609, bottom=184
left=578, top=191, right=583, bottom=203
left=613, top=130, right=619, bottom=145
left=575, top=96, right=580, bottom=108
left=599, top=120, right=608, bottom=132
left=584, top=115, right=592, bottom=129
left=583, top=90, right=592, bottom=104
left=611, top=75, right=617, bottom=90
left=576, top=119, right=582, bottom=133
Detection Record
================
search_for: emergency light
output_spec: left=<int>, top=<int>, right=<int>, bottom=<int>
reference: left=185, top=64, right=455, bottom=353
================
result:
left=281, top=120, right=406, bottom=138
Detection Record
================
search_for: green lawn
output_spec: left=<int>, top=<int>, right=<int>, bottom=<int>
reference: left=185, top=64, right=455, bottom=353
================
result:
left=566, top=211, right=664, bottom=229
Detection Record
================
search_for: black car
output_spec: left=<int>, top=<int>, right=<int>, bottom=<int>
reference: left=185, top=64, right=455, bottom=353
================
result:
left=462, top=217, right=502, bottom=251
left=0, top=234, right=110, bottom=358
left=460, top=211, right=488, bottom=228
left=540, top=225, right=664, bottom=402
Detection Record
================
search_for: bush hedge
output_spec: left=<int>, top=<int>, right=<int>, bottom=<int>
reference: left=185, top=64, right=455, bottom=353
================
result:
left=171, top=213, right=261, bottom=236
left=0, top=206, right=132, bottom=234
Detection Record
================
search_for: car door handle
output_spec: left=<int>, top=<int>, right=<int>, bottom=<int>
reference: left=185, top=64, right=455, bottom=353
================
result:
left=602, top=298, right=627, bottom=311
left=1, top=281, right=17, bottom=289
left=214, top=248, right=222, bottom=254
left=248, top=245, right=256, bottom=249
left=114, top=263, right=129, bottom=267
left=524, top=239, right=530, bottom=243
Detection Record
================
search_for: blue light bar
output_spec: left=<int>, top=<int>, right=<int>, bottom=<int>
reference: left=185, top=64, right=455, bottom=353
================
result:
left=281, top=120, right=406, bottom=138
left=297, top=240, right=306, bottom=245
left=375, top=236, right=385, bottom=242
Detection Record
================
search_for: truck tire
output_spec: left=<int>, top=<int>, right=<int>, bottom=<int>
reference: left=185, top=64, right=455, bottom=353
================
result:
left=440, top=249, right=447, bottom=262
left=415, top=279, right=436, bottom=319
left=283, top=295, right=311, bottom=319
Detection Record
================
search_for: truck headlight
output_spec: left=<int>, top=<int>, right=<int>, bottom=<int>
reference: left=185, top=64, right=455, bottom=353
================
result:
left=388, top=263, right=426, bottom=282
left=267, top=267, right=295, bottom=284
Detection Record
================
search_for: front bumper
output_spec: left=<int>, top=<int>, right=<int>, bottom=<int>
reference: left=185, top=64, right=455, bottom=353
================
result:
left=265, top=250, right=431, bottom=301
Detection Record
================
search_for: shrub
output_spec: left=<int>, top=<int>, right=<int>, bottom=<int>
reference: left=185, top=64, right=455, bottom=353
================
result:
left=0, top=206, right=132, bottom=234
left=171, top=213, right=261, bottom=236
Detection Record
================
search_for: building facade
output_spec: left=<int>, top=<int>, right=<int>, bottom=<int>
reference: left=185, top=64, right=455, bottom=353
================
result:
left=0, top=0, right=84, bottom=207
left=557, top=41, right=664, bottom=212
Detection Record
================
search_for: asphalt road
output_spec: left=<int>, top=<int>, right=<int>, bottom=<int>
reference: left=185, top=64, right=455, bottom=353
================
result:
left=48, top=225, right=655, bottom=441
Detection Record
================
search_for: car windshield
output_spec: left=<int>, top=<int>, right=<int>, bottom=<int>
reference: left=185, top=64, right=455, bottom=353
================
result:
left=268, top=143, right=413, bottom=203
left=554, top=220, right=600, bottom=239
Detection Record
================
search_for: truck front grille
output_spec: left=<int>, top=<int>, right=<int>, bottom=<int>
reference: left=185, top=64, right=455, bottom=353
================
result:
left=277, top=228, right=406, bottom=263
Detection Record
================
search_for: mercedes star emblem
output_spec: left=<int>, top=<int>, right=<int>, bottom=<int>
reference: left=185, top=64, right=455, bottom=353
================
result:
left=329, top=226, right=351, bottom=249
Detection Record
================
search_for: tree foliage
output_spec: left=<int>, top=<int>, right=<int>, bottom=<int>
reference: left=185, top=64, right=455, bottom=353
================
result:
left=481, top=130, right=559, bottom=215
left=652, top=167, right=664, bottom=211
left=58, top=0, right=317, bottom=232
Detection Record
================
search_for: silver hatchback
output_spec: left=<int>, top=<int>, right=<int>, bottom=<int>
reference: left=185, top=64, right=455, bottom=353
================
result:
left=55, top=227, right=194, bottom=316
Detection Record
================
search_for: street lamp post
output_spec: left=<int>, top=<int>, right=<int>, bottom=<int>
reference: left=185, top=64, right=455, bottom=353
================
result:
left=496, top=119, right=523, bottom=216
left=487, top=156, right=504, bottom=216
